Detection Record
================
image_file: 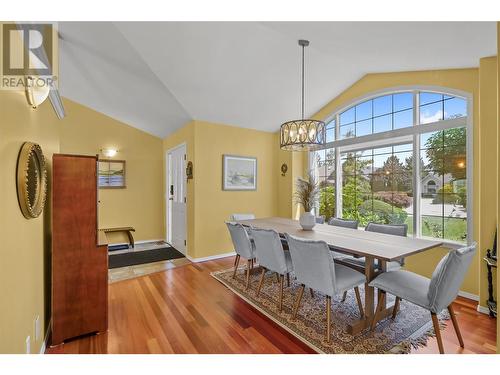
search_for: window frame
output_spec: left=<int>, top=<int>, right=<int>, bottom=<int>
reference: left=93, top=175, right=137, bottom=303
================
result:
left=310, top=86, right=473, bottom=248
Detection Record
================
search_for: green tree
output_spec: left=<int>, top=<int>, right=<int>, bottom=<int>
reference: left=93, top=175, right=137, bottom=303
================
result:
left=319, top=185, right=335, bottom=220
left=341, top=152, right=371, bottom=221
left=424, top=128, right=466, bottom=180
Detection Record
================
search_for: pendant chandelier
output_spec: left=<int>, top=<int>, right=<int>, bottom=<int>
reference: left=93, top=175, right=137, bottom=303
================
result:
left=280, top=39, right=325, bottom=151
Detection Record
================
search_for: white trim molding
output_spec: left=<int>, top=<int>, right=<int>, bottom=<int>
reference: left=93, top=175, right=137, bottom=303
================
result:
left=39, top=319, right=51, bottom=354
left=476, top=305, right=490, bottom=315
left=186, top=251, right=236, bottom=263
left=107, top=239, right=165, bottom=247
left=457, top=290, right=479, bottom=302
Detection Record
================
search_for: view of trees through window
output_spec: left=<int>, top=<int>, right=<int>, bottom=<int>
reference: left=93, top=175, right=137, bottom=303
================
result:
left=313, top=90, right=468, bottom=243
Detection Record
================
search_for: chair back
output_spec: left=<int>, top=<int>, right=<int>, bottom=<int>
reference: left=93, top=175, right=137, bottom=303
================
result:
left=250, top=228, right=288, bottom=274
left=316, top=216, right=325, bottom=224
left=365, top=222, right=408, bottom=237
left=285, top=234, right=336, bottom=296
left=226, top=222, right=254, bottom=259
left=427, top=243, right=477, bottom=313
left=230, top=213, right=255, bottom=221
left=365, top=222, right=408, bottom=266
left=328, top=217, right=359, bottom=229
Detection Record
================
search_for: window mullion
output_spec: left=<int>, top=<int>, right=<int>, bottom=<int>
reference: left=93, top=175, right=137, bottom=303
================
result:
left=413, top=90, right=421, bottom=238
left=335, top=113, right=342, bottom=218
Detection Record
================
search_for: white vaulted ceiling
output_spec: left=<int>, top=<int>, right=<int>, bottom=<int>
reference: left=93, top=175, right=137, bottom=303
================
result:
left=58, top=22, right=496, bottom=138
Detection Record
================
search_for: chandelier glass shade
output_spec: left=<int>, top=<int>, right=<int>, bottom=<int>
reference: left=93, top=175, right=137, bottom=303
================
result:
left=280, top=39, right=325, bottom=151
left=280, top=119, right=325, bottom=151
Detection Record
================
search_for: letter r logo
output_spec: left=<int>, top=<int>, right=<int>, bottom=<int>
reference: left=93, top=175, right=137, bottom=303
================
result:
left=2, top=23, right=53, bottom=76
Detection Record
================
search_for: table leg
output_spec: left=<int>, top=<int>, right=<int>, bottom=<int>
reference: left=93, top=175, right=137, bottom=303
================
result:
left=347, top=256, right=393, bottom=335
left=364, top=256, right=375, bottom=319
left=377, top=260, right=387, bottom=310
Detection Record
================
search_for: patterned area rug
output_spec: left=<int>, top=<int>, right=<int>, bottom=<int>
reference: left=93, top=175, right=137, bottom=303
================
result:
left=211, top=266, right=449, bottom=354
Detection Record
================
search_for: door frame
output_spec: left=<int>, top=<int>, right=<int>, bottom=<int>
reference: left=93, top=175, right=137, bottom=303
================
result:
left=165, top=142, right=187, bottom=254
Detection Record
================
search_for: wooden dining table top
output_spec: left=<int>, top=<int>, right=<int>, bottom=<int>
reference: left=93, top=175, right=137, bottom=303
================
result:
left=236, top=217, right=443, bottom=262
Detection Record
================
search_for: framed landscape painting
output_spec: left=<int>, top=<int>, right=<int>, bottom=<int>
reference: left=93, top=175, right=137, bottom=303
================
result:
left=98, top=159, right=126, bottom=189
left=222, top=155, right=257, bottom=191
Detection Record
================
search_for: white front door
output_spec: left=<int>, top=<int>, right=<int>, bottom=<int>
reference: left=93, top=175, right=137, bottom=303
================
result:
left=167, top=144, right=186, bottom=254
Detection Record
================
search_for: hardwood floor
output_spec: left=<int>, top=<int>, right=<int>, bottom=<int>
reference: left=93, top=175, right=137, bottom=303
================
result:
left=46, top=257, right=497, bottom=354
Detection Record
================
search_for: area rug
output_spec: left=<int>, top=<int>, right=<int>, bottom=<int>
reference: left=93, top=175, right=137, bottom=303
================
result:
left=109, top=246, right=185, bottom=269
left=211, top=266, right=449, bottom=354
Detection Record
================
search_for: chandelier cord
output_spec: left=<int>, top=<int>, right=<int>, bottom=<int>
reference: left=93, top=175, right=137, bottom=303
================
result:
left=301, top=42, right=305, bottom=120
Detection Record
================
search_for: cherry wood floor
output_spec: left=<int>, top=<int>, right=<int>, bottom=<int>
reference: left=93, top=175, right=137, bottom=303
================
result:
left=46, top=257, right=497, bottom=354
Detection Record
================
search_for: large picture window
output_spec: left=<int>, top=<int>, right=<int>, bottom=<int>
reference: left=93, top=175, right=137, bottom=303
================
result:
left=312, top=89, right=470, bottom=245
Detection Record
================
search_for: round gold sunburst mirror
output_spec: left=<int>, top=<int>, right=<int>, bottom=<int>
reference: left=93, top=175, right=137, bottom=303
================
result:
left=16, top=142, right=48, bottom=219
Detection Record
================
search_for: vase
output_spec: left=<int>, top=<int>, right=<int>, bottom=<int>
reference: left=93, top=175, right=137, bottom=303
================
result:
left=299, top=211, right=315, bottom=231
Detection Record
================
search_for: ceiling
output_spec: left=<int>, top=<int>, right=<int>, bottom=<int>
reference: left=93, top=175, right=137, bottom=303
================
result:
left=58, top=22, right=497, bottom=138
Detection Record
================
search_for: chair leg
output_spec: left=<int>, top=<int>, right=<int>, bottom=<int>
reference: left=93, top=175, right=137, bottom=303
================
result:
left=448, top=304, right=464, bottom=348
left=354, top=287, right=364, bottom=318
left=251, top=258, right=254, bottom=271
left=286, top=273, right=290, bottom=287
left=278, top=274, right=284, bottom=312
left=275, top=273, right=280, bottom=283
left=293, top=284, right=305, bottom=319
left=245, top=259, right=251, bottom=290
left=392, top=297, right=401, bottom=320
left=431, top=312, right=445, bottom=354
left=370, top=291, right=386, bottom=331
left=256, top=267, right=266, bottom=297
left=232, top=255, right=240, bottom=278
left=326, top=296, right=332, bottom=344
left=341, top=290, right=347, bottom=302
left=309, top=288, right=315, bottom=298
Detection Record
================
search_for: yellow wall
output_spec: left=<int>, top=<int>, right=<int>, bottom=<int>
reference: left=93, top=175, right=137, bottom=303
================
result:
left=0, top=91, right=60, bottom=353
left=306, top=68, right=496, bottom=297
left=163, top=120, right=278, bottom=259
left=479, top=57, right=498, bottom=307
left=0, top=93, right=164, bottom=353
left=59, top=98, right=164, bottom=244
left=496, top=21, right=500, bottom=354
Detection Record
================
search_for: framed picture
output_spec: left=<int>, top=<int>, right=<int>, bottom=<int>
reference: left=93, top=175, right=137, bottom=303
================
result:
left=98, top=159, right=126, bottom=189
left=222, top=155, right=257, bottom=191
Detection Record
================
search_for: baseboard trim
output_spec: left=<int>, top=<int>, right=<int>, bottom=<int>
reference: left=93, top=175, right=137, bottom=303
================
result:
left=108, top=239, right=165, bottom=247
left=476, top=305, right=490, bottom=315
left=458, top=290, right=479, bottom=302
left=40, top=319, right=51, bottom=354
left=186, top=251, right=236, bottom=263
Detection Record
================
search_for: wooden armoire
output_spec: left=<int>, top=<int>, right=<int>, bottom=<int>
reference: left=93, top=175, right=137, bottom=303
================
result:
left=51, top=154, right=108, bottom=345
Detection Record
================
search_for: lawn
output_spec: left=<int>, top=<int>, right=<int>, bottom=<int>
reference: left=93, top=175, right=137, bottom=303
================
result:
left=404, top=215, right=466, bottom=243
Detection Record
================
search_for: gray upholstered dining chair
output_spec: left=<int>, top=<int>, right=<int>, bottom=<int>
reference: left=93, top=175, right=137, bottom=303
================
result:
left=285, top=233, right=365, bottom=343
left=366, top=222, right=408, bottom=270
left=339, top=222, right=408, bottom=271
left=328, top=217, right=359, bottom=229
left=328, top=218, right=359, bottom=260
left=337, top=222, right=408, bottom=302
left=226, top=222, right=256, bottom=290
left=249, top=228, right=294, bottom=311
left=369, top=243, right=477, bottom=354
left=230, top=213, right=255, bottom=221
left=316, top=216, right=326, bottom=224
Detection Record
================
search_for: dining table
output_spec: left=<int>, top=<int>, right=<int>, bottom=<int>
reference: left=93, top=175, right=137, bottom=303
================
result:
left=235, top=217, right=443, bottom=334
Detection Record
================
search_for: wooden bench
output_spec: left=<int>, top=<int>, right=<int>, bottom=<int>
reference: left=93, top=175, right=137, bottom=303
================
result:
left=99, top=226, right=136, bottom=248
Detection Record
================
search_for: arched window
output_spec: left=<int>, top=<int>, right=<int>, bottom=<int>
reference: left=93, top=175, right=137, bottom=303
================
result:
left=312, top=88, right=471, bottom=245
